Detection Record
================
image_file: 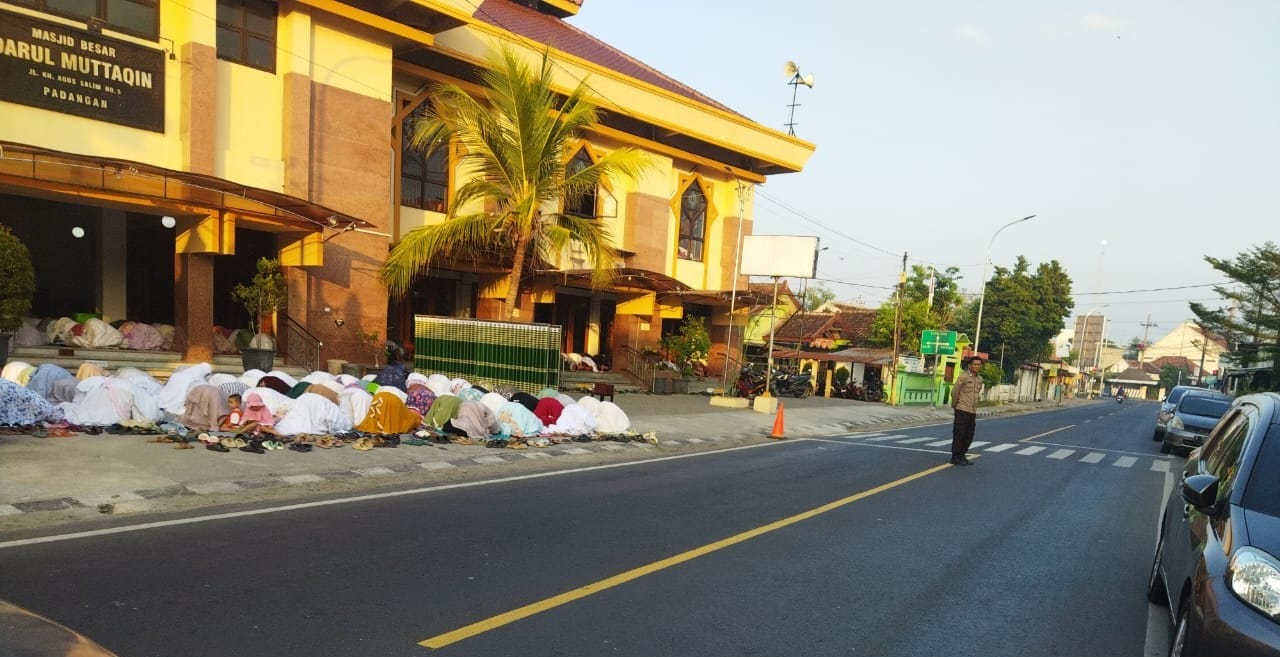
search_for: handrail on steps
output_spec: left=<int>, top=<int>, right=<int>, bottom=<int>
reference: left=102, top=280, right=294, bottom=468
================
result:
left=284, top=316, right=322, bottom=373
left=618, top=344, right=661, bottom=393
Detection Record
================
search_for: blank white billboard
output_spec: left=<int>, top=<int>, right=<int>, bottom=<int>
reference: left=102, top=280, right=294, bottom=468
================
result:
left=740, top=235, right=820, bottom=278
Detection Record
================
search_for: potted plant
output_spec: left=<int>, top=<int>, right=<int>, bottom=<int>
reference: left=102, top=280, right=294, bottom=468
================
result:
left=660, top=316, right=711, bottom=394
left=0, top=225, right=36, bottom=366
left=231, top=257, right=288, bottom=371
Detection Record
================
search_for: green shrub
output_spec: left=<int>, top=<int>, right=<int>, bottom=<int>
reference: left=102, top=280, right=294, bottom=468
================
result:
left=231, top=257, right=288, bottom=336
left=0, top=225, right=36, bottom=333
left=661, top=316, right=711, bottom=377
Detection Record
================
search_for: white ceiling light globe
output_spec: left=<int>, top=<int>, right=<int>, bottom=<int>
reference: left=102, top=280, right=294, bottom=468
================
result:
left=161, top=215, right=176, bottom=228
left=71, top=226, right=85, bottom=238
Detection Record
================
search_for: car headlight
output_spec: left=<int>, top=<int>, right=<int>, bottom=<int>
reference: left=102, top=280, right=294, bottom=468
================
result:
left=1169, top=417, right=1184, bottom=430
left=1229, top=547, right=1280, bottom=617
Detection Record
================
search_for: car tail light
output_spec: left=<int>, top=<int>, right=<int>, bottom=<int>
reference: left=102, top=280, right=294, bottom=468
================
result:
left=1229, top=547, right=1280, bottom=617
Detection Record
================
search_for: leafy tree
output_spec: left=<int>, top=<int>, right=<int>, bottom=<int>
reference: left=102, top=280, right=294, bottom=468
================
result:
left=380, top=47, right=653, bottom=317
left=1190, top=242, right=1280, bottom=390
left=800, top=283, right=837, bottom=311
left=1159, top=364, right=1189, bottom=392
left=1124, top=337, right=1143, bottom=360
left=977, top=257, right=1074, bottom=381
left=867, top=265, right=966, bottom=350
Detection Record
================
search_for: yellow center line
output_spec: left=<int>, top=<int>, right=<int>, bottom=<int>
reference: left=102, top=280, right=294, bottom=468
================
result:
left=420, top=462, right=952, bottom=649
left=1020, top=425, right=1075, bottom=442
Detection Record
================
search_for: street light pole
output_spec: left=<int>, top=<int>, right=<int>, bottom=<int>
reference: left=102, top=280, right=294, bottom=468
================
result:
left=971, top=214, right=1036, bottom=358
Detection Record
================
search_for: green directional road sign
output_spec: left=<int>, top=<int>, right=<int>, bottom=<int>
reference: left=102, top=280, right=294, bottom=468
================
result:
left=921, top=330, right=957, bottom=355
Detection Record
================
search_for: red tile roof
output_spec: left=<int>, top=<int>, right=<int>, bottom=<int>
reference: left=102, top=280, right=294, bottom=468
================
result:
left=473, top=0, right=741, bottom=116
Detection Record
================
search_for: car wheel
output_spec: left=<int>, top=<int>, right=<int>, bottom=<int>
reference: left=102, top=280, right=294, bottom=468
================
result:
left=1160, top=439, right=1173, bottom=454
left=1146, top=535, right=1168, bottom=605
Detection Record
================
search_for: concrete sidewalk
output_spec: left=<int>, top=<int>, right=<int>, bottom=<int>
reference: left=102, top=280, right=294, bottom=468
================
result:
left=0, top=393, right=1076, bottom=533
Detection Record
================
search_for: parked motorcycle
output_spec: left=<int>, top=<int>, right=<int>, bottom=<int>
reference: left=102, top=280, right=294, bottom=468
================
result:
left=769, top=368, right=813, bottom=398
left=734, top=366, right=767, bottom=399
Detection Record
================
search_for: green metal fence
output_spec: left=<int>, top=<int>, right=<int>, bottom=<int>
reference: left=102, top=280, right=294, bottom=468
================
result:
left=895, top=371, right=940, bottom=406
left=413, top=315, right=561, bottom=394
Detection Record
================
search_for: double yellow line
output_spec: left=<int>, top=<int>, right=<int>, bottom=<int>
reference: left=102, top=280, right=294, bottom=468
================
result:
left=421, top=461, right=952, bottom=648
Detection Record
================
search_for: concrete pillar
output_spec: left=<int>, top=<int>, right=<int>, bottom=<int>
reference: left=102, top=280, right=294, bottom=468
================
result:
left=98, top=209, right=127, bottom=321
left=174, top=252, right=214, bottom=361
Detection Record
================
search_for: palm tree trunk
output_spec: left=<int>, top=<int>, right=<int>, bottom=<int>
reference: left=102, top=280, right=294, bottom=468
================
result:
left=504, top=232, right=531, bottom=319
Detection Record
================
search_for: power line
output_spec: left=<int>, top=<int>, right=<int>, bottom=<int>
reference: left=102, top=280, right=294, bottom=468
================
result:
left=1074, top=283, right=1229, bottom=296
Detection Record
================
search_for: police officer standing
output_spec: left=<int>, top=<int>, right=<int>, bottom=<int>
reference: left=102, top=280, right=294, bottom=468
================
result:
left=950, top=356, right=984, bottom=466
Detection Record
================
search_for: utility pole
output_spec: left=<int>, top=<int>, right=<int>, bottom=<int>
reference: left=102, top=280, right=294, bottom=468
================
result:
left=890, top=252, right=907, bottom=403
left=1139, top=314, right=1158, bottom=364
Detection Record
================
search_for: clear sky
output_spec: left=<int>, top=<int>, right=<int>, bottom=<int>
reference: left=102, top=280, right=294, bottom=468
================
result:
left=568, top=1, right=1279, bottom=349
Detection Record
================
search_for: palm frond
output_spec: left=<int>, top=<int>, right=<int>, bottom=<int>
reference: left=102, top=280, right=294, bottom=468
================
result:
left=380, top=213, right=500, bottom=297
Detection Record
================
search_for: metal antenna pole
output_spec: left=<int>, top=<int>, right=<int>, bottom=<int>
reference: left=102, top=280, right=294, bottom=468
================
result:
left=785, top=75, right=801, bottom=136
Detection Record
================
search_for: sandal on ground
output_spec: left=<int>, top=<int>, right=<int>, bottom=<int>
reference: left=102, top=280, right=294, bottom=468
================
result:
left=289, top=442, right=313, bottom=453
left=206, top=442, right=230, bottom=452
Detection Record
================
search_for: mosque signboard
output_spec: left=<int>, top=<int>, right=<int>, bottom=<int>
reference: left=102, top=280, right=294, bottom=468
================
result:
left=0, top=8, right=165, bottom=132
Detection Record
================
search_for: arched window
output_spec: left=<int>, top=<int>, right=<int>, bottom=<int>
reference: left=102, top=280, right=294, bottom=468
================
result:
left=564, top=148, right=597, bottom=218
left=678, top=181, right=707, bottom=261
left=400, top=103, right=449, bottom=212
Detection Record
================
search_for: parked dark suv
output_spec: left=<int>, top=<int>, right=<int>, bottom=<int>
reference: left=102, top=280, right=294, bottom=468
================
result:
left=1147, top=391, right=1280, bottom=656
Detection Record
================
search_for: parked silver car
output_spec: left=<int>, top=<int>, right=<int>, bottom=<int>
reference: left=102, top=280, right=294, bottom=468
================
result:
left=1162, top=390, right=1234, bottom=455
left=1155, top=385, right=1201, bottom=441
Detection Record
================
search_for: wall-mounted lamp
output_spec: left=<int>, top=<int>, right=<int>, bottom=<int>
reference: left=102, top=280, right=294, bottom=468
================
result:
left=158, top=37, right=177, bottom=60
left=71, top=226, right=86, bottom=238
left=323, top=306, right=344, bottom=327
left=86, top=17, right=105, bottom=33
left=161, top=215, right=176, bottom=228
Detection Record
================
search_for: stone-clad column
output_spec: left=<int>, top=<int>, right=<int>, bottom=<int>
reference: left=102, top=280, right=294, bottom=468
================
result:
left=174, top=252, right=214, bottom=362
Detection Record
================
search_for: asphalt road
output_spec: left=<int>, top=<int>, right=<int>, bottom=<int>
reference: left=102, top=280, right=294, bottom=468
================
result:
left=0, top=400, right=1175, bottom=656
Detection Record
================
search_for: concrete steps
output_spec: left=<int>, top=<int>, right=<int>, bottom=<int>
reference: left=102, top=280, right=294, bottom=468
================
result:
left=9, top=345, right=307, bottom=381
left=559, top=369, right=646, bottom=394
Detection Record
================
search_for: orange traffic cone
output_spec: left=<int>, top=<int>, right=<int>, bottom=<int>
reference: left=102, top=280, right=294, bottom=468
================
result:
left=770, top=403, right=787, bottom=439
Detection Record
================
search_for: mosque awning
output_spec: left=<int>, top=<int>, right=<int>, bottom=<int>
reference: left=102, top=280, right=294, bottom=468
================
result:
left=0, top=141, right=372, bottom=232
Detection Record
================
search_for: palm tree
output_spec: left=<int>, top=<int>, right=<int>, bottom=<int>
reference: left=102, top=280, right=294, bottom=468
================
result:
left=381, top=47, right=652, bottom=318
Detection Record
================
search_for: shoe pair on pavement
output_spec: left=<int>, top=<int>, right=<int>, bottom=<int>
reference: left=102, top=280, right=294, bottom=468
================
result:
left=949, top=456, right=973, bottom=466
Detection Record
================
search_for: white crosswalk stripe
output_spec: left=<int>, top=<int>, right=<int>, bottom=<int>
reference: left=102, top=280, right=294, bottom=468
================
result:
left=841, top=435, right=1165, bottom=472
